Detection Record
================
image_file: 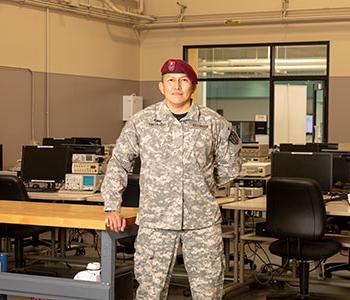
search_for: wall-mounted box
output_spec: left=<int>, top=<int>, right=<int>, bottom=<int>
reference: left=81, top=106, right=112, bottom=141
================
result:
left=123, top=95, right=143, bottom=121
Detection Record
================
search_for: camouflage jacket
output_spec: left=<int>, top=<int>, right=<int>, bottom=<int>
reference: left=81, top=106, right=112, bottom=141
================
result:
left=102, top=100, right=241, bottom=230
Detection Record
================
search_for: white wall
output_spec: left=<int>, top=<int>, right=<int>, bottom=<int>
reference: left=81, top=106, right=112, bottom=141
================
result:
left=144, top=0, right=350, bottom=16
left=0, top=2, right=140, bottom=80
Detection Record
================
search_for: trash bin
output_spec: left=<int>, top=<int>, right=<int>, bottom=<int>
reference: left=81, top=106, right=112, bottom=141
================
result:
left=74, top=262, right=101, bottom=282
left=0, top=252, right=8, bottom=300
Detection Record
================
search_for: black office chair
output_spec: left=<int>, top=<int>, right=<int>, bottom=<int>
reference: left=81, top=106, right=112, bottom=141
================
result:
left=266, top=177, right=341, bottom=300
left=0, top=175, right=51, bottom=269
left=116, top=174, right=140, bottom=254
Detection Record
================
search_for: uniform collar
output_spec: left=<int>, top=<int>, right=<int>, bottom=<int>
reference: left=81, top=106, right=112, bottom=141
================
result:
left=155, top=100, right=200, bottom=123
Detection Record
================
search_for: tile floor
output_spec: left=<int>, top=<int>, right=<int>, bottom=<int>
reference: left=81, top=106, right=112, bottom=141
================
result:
left=3, top=232, right=350, bottom=300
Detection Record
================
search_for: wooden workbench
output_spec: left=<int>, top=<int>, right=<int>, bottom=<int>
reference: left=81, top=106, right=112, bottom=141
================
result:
left=0, top=200, right=138, bottom=300
left=0, top=200, right=136, bottom=230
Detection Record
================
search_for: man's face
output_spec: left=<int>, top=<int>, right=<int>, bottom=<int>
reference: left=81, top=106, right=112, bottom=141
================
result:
left=159, top=73, right=196, bottom=108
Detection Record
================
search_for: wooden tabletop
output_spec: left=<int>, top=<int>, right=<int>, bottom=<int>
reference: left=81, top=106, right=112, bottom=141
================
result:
left=222, top=196, right=350, bottom=217
left=222, top=196, right=266, bottom=211
left=216, top=197, right=236, bottom=206
left=28, top=191, right=93, bottom=201
left=0, top=200, right=137, bottom=230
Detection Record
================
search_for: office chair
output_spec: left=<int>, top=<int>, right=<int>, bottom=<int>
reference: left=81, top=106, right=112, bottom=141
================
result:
left=116, top=174, right=140, bottom=255
left=266, top=177, right=341, bottom=300
left=0, top=175, right=51, bottom=269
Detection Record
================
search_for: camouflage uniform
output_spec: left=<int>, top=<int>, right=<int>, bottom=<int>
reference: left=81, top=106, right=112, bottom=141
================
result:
left=102, top=100, right=241, bottom=299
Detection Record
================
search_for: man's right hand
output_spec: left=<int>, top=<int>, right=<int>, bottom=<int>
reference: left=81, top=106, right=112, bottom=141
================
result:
left=105, top=211, right=126, bottom=232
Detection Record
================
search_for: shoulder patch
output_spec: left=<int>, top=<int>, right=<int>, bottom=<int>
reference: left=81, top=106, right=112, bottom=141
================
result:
left=229, top=130, right=240, bottom=145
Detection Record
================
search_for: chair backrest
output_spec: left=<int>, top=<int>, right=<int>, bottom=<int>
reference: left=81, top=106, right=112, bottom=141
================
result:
left=0, top=175, right=29, bottom=201
left=266, top=177, right=326, bottom=240
left=122, top=174, right=140, bottom=207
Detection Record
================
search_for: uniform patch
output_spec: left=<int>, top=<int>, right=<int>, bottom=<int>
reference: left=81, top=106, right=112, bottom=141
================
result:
left=168, top=60, right=176, bottom=71
left=229, top=130, right=240, bottom=145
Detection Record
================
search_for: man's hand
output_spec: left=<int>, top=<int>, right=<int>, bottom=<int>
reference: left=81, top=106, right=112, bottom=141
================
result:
left=105, top=211, right=126, bottom=232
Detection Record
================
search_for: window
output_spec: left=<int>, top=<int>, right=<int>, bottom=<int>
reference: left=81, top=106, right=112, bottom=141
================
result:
left=185, top=42, right=329, bottom=146
left=274, top=44, right=327, bottom=76
left=195, top=46, right=270, bottom=79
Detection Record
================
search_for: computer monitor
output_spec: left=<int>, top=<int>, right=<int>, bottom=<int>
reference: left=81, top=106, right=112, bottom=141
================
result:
left=71, top=137, right=101, bottom=145
left=67, top=144, right=104, bottom=155
left=279, top=143, right=338, bottom=152
left=21, top=145, right=70, bottom=184
left=43, top=137, right=101, bottom=146
left=42, top=137, right=73, bottom=146
left=327, top=151, right=350, bottom=189
left=271, top=151, right=333, bottom=193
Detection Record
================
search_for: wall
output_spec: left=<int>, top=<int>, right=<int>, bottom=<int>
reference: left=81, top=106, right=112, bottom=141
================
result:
left=140, top=1, right=350, bottom=144
left=3, top=0, right=350, bottom=168
left=0, top=2, right=140, bottom=169
left=144, top=0, right=350, bottom=16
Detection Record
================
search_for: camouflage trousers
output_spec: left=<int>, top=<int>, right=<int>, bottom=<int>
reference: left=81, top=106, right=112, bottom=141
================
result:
left=134, top=224, right=225, bottom=300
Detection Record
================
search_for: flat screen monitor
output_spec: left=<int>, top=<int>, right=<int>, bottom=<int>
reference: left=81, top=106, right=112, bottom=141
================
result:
left=67, top=144, right=104, bottom=156
left=42, top=137, right=73, bottom=146
left=43, top=137, right=101, bottom=146
left=21, top=145, right=70, bottom=184
left=271, top=151, right=333, bottom=193
left=279, top=143, right=338, bottom=153
left=326, top=151, right=350, bottom=188
left=71, top=137, right=101, bottom=145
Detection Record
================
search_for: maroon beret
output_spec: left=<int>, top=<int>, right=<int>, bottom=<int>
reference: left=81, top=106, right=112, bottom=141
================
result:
left=161, top=59, right=198, bottom=84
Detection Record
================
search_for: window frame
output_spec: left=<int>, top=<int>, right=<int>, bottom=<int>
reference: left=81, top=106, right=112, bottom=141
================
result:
left=183, top=41, right=330, bottom=146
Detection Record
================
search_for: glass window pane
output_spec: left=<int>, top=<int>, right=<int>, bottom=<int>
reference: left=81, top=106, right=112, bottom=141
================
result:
left=188, top=46, right=270, bottom=79
left=273, top=44, right=327, bottom=76
left=202, top=81, right=270, bottom=143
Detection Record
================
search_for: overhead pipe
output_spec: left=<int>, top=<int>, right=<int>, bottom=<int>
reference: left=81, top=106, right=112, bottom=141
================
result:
left=10, top=0, right=146, bottom=25
left=103, top=0, right=156, bottom=22
left=135, top=14, right=350, bottom=30
left=135, top=6, right=350, bottom=30
left=12, top=1, right=350, bottom=30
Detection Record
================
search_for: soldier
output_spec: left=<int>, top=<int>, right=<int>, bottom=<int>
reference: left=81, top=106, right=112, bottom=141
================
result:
left=102, top=58, right=241, bottom=300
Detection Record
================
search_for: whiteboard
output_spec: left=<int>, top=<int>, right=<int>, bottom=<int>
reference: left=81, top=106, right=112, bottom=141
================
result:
left=274, top=84, right=307, bottom=145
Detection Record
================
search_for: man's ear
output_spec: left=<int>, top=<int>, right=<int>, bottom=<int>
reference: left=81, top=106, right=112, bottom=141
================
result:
left=158, top=81, right=165, bottom=95
left=192, top=84, right=197, bottom=94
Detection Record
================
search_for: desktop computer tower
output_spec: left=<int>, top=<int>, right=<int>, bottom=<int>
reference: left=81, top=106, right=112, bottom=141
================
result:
left=115, top=270, right=133, bottom=300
